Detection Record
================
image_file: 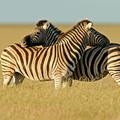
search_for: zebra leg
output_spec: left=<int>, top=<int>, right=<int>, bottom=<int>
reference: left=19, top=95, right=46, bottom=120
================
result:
left=109, top=71, right=120, bottom=85
left=62, top=76, right=68, bottom=88
left=13, top=72, right=25, bottom=85
left=1, top=62, right=16, bottom=87
left=11, top=72, right=25, bottom=86
left=3, top=75, right=13, bottom=87
left=68, top=78, right=73, bottom=87
left=54, top=77, right=62, bottom=89
left=2, top=68, right=24, bottom=87
left=54, top=75, right=72, bottom=89
left=62, top=77, right=73, bottom=88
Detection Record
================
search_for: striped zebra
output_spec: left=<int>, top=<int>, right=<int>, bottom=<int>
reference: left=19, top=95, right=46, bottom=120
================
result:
left=22, top=20, right=120, bottom=85
left=73, top=43, right=120, bottom=85
left=21, top=20, right=110, bottom=48
left=1, top=19, right=95, bottom=89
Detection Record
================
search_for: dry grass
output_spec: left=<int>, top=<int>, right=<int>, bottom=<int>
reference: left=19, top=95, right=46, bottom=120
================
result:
left=0, top=24, right=120, bottom=120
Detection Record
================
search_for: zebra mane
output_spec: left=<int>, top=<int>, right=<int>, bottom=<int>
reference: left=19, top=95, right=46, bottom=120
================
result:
left=57, top=20, right=92, bottom=41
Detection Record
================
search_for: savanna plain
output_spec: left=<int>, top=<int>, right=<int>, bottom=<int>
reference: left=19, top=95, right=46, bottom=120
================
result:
left=0, top=23, right=120, bottom=120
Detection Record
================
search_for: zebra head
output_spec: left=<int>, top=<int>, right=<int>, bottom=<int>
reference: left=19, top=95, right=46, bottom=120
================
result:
left=77, top=19, right=110, bottom=47
left=21, top=20, right=63, bottom=47
left=87, top=27, right=110, bottom=47
left=75, top=19, right=93, bottom=31
left=21, top=20, right=48, bottom=47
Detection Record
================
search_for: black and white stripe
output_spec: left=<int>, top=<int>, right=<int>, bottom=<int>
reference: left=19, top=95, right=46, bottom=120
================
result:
left=1, top=19, right=95, bottom=89
left=22, top=20, right=120, bottom=85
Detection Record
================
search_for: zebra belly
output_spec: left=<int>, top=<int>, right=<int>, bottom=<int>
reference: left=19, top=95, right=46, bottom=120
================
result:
left=79, top=70, right=108, bottom=81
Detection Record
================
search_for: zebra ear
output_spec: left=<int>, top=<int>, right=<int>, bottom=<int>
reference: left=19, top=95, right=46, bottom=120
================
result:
left=85, top=22, right=93, bottom=30
left=43, top=22, right=50, bottom=30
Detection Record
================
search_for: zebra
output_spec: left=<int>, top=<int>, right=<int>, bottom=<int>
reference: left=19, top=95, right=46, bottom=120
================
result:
left=1, top=19, right=96, bottom=89
left=21, top=20, right=110, bottom=48
left=21, top=20, right=120, bottom=85
left=72, top=43, right=120, bottom=85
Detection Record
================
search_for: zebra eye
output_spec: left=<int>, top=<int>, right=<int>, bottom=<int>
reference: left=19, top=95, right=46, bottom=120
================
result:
left=36, top=32, right=40, bottom=35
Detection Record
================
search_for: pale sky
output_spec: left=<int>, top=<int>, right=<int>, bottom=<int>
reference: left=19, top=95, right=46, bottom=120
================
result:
left=0, top=0, right=120, bottom=24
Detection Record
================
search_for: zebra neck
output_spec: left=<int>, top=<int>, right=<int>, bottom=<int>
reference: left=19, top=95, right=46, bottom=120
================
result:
left=59, top=26, right=87, bottom=46
left=58, top=39, right=86, bottom=65
left=45, top=26, right=63, bottom=46
left=48, top=25, right=63, bottom=37
left=57, top=26, right=87, bottom=64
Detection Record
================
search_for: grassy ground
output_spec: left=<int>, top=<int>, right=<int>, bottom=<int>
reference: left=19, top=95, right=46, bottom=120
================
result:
left=0, top=24, right=120, bottom=120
